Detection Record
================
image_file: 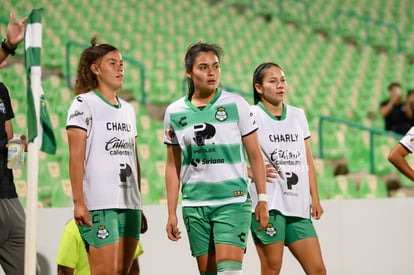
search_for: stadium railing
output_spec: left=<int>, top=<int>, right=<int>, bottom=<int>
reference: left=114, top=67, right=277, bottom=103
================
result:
left=318, top=115, right=402, bottom=175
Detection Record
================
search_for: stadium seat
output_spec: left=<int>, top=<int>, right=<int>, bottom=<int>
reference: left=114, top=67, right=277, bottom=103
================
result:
left=2, top=0, right=414, bottom=206
left=358, top=174, right=388, bottom=198
left=50, top=179, right=72, bottom=207
left=330, top=175, right=359, bottom=199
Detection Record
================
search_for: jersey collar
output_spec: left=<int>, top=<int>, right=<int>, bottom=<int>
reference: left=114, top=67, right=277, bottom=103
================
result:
left=258, top=101, right=286, bottom=121
left=185, top=89, right=222, bottom=112
left=94, top=90, right=122, bottom=108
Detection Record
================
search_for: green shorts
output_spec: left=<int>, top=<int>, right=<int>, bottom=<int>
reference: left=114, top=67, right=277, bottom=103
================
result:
left=250, top=210, right=317, bottom=246
left=79, top=209, right=141, bottom=248
left=182, top=200, right=252, bottom=257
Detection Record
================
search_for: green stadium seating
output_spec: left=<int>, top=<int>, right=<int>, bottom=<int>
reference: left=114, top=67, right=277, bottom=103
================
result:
left=330, top=175, right=359, bottom=199
left=358, top=174, right=388, bottom=198
left=2, top=0, right=414, bottom=206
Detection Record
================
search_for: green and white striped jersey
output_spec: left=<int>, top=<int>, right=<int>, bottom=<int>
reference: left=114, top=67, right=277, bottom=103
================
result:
left=164, top=89, right=257, bottom=207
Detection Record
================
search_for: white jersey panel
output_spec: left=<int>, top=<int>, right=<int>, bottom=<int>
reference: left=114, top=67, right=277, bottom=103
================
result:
left=249, top=103, right=311, bottom=218
left=66, top=92, right=141, bottom=210
left=399, top=127, right=414, bottom=153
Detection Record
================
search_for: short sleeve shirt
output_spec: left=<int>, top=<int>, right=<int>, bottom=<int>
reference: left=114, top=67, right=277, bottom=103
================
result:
left=66, top=91, right=141, bottom=210
left=163, top=89, right=257, bottom=207
left=56, top=219, right=89, bottom=275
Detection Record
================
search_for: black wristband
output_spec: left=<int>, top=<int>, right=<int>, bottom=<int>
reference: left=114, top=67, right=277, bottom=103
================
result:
left=1, top=39, right=16, bottom=56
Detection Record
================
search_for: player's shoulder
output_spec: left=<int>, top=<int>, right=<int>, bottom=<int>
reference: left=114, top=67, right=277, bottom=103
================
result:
left=218, top=90, right=251, bottom=110
left=72, top=91, right=95, bottom=104
left=285, top=103, right=305, bottom=115
left=403, top=127, right=414, bottom=137
left=118, top=97, right=134, bottom=110
left=220, top=90, right=245, bottom=101
left=165, top=96, right=187, bottom=113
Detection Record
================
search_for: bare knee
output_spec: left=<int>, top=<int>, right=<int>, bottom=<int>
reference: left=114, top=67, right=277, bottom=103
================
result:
left=260, top=257, right=282, bottom=275
left=305, top=263, right=326, bottom=275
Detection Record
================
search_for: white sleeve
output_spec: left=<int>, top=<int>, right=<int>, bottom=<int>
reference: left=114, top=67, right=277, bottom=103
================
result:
left=400, top=127, right=414, bottom=153
left=163, top=105, right=178, bottom=145
left=237, top=97, right=258, bottom=137
left=66, top=95, right=92, bottom=133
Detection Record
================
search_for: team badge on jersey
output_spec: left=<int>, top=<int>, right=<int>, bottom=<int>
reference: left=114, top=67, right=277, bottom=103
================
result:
left=97, top=225, right=110, bottom=239
left=265, top=223, right=277, bottom=237
left=215, top=106, right=227, bottom=122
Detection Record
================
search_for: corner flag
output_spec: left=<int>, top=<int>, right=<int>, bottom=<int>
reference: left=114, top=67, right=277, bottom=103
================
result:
left=25, top=8, right=56, bottom=154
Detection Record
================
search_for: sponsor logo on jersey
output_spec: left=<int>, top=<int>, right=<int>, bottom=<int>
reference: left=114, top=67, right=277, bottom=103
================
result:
left=193, top=123, right=216, bottom=146
left=105, top=137, right=134, bottom=156
left=194, top=147, right=216, bottom=153
left=190, top=123, right=224, bottom=167
left=69, top=110, right=84, bottom=120
left=178, top=116, right=187, bottom=127
left=250, top=111, right=256, bottom=125
left=96, top=225, right=109, bottom=239
left=238, top=232, right=246, bottom=243
left=166, top=129, right=175, bottom=139
left=190, top=157, right=225, bottom=167
left=119, top=163, right=133, bottom=187
left=233, top=190, right=244, bottom=197
left=215, top=106, right=228, bottom=121
left=106, top=122, right=131, bottom=132
left=285, top=171, right=299, bottom=190
left=269, top=133, right=299, bottom=143
left=270, top=146, right=303, bottom=164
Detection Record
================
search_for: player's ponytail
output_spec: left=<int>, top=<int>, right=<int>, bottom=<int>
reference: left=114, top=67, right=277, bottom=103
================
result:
left=74, top=34, right=118, bottom=95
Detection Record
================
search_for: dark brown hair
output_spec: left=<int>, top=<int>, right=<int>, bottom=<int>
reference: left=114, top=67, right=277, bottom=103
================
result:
left=252, top=62, right=284, bottom=104
left=184, top=42, right=223, bottom=98
left=74, top=35, right=118, bottom=95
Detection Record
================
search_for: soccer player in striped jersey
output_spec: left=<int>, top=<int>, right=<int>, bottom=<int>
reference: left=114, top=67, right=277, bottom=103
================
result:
left=66, top=36, right=143, bottom=275
left=248, top=62, right=326, bottom=275
left=164, top=42, right=269, bottom=275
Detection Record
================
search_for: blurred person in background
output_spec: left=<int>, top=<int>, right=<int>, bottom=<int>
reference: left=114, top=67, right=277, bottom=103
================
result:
left=0, top=12, right=27, bottom=64
left=0, top=78, right=31, bottom=274
left=405, top=89, right=414, bottom=126
left=56, top=218, right=146, bottom=275
left=380, top=82, right=412, bottom=135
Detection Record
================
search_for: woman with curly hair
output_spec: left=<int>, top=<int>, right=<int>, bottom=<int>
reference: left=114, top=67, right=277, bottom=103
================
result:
left=66, top=35, right=144, bottom=275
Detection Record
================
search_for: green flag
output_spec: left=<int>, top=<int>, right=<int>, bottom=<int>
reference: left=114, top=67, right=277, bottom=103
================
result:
left=25, top=8, right=56, bottom=154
